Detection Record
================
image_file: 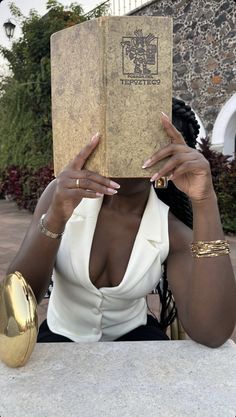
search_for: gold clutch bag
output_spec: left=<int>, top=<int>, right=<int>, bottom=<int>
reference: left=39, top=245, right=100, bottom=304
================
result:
left=0, top=271, right=38, bottom=367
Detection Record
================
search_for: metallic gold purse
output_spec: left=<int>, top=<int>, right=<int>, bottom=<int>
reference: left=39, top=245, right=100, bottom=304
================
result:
left=0, top=271, right=38, bottom=367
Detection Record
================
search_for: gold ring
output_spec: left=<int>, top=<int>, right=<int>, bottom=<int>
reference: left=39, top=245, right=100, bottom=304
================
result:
left=154, top=176, right=169, bottom=189
left=76, top=178, right=80, bottom=188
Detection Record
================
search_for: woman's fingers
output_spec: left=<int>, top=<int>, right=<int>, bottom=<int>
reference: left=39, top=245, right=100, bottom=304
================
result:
left=58, top=131, right=121, bottom=196
left=67, top=177, right=119, bottom=196
left=170, top=158, right=210, bottom=180
left=142, top=114, right=188, bottom=169
left=143, top=143, right=192, bottom=168
left=65, top=188, right=104, bottom=199
left=69, top=132, right=101, bottom=171
left=141, top=113, right=213, bottom=199
left=150, top=151, right=199, bottom=181
left=58, top=169, right=120, bottom=196
left=161, top=113, right=186, bottom=145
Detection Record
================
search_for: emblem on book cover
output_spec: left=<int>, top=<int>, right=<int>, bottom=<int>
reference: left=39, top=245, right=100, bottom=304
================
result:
left=121, top=29, right=158, bottom=77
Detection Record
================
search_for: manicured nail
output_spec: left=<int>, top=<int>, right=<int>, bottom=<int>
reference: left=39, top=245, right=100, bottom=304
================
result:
left=150, top=173, right=160, bottom=182
left=110, top=180, right=120, bottom=189
left=161, top=112, right=169, bottom=120
left=142, top=159, right=152, bottom=169
left=91, top=132, right=101, bottom=143
left=107, top=188, right=118, bottom=194
left=168, top=174, right=174, bottom=181
left=96, top=193, right=104, bottom=197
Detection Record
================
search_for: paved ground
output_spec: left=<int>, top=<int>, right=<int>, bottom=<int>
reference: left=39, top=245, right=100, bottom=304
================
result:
left=1, top=198, right=236, bottom=341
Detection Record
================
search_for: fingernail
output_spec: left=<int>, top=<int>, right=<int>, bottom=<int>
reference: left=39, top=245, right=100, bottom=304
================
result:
left=150, top=173, right=159, bottom=182
left=96, top=193, right=104, bottom=197
left=161, top=112, right=169, bottom=120
left=110, top=180, right=120, bottom=189
left=168, top=174, right=174, bottom=181
left=142, top=159, right=152, bottom=169
left=107, top=188, right=118, bottom=194
left=91, top=132, right=101, bottom=143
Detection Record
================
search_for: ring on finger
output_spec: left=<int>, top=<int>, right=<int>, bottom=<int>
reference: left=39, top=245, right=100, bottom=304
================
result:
left=154, top=176, right=169, bottom=189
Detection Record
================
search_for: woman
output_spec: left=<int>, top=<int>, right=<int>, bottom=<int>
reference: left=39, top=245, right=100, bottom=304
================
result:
left=8, top=99, right=236, bottom=346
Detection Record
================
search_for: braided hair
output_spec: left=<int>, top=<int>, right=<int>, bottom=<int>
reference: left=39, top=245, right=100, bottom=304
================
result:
left=153, top=97, right=200, bottom=330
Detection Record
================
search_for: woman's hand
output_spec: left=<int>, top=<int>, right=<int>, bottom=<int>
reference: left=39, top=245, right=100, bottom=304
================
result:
left=47, top=133, right=120, bottom=225
left=142, top=113, right=214, bottom=203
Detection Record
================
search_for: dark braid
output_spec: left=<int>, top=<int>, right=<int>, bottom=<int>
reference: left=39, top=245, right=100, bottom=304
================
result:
left=154, top=98, right=200, bottom=330
left=172, top=97, right=199, bottom=150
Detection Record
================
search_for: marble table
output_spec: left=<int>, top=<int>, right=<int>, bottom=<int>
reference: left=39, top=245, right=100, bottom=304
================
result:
left=0, top=340, right=235, bottom=417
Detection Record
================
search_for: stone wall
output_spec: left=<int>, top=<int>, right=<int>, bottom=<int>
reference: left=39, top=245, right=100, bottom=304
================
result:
left=130, top=0, right=236, bottom=137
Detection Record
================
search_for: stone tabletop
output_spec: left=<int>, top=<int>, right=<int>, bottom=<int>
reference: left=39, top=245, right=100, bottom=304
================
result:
left=0, top=340, right=235, bottom=417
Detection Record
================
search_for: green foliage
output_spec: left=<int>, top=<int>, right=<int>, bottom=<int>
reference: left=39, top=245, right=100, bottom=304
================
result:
left=0, top=165, right=54, bottom=211
left=217, top=159, right=236, bottom=234
left=0, top=0, right=108, bottom=170
left=84, top=1, right=110, bottom=19
left=199, top=138, right=236, bottom=234
left=8, top=2, right=24, bottom=22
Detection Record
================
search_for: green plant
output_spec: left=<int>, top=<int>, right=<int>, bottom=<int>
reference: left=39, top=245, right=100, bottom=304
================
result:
left=0, top=1, right=108, bottom=170
left=0, top=165, right=54, bottom=211
left=217, top=158, right=236, bottom=234
left=199, top=137, right=236, bottom=234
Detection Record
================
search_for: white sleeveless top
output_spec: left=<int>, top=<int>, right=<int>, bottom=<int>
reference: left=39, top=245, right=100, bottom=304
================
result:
left=47, top=186, right=169, bottom=342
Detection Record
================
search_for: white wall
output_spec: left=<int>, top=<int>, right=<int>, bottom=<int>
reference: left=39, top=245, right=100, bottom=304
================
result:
left=212, top=94, right=236, bottom=158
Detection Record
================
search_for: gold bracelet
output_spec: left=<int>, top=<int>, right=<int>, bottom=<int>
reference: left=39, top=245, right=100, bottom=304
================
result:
left=39, top=214, right=64, bottom=239
left=190, top=240, right=231, bottom=258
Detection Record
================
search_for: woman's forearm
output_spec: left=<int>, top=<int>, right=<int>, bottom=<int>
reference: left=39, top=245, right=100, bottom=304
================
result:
left=192, top=191, right=225, bottom=240
left=185, top=192, right=236, bottom=346
left=7, top=217, right=63, bottom=303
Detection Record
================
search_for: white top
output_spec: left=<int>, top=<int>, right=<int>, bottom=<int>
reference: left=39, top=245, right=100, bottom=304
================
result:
left=47, top=186, right=169, bottom=342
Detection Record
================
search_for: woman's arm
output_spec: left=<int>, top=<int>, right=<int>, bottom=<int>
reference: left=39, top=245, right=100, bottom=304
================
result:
left=167, top=204, right=236, bottom=348
left=7, top=134, right=120, bottom=302
left=143, top=114, right=236, bottom=347
left=7, top=180, right=61, bottom=303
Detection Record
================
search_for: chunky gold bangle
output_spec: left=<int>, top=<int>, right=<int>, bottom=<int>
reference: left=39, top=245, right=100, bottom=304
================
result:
left=0, top=272, right=38, bottom=367
left=190, top=240, right=231, bottom=258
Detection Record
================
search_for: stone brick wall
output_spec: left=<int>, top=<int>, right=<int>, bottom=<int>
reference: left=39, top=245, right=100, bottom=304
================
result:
left=130, top=0, right=236, bottom=137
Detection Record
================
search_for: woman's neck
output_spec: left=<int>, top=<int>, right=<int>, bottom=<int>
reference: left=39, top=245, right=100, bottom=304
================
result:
left=102, top=178, right=151, bottom=215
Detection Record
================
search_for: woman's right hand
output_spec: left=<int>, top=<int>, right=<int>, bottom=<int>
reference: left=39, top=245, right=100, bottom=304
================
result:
left=45, top=133, right=120, bottom=231
left=7, top=134, right=118, bottom=300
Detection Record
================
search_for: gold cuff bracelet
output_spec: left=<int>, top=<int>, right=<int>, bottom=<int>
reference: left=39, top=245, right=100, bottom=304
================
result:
left=190, top=239, right=231, bottom=258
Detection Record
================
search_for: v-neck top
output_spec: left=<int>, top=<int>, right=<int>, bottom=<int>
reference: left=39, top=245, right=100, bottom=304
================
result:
left=47, top=186, right=169, bottom=342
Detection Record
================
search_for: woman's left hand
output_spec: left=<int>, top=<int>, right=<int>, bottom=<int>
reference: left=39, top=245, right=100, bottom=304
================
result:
left=142, top=113, right=214, bottom=203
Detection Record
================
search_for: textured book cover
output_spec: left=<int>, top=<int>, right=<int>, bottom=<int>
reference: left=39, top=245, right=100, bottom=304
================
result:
left=51, top=16, right=173, bottom=177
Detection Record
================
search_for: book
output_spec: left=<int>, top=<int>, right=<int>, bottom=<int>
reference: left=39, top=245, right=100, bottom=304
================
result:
left=51, top=16, right=173, bottom=178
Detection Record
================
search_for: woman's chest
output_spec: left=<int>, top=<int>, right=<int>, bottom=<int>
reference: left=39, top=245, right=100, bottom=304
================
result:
left=89, top=210, right=142, bottom=288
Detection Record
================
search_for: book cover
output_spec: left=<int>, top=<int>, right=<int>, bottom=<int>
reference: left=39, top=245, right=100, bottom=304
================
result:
left=51, top=16, right=173, bottom=177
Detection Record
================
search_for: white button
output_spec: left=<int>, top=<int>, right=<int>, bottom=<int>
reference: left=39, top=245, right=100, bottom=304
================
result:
left=92, top=328, right=100, bottom=335
left=92, top=308, right=100, bottom=315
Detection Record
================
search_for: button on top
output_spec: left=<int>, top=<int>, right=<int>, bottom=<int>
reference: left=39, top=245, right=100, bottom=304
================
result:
left=92, top=307, right=101, bottom=315
left=92, top=327, right=100, bottom=335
